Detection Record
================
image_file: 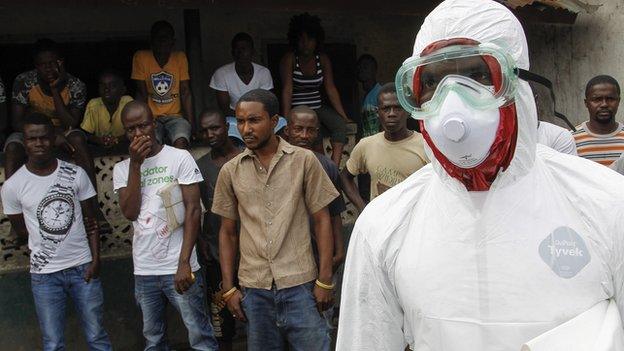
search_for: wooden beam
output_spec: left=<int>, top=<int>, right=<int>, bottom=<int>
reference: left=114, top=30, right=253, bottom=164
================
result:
left=183, top=9, right=205, bottom=127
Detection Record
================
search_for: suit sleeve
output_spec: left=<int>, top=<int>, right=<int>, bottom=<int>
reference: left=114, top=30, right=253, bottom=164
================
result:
left=610, top=207, right=624, bottom=321
left=336, top=216, right=408, bottom=351
left=554, top=130, right=578, bottom=156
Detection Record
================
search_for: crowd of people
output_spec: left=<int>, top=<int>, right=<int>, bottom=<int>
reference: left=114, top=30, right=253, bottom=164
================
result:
left=2, top=2, right=624, bottom=350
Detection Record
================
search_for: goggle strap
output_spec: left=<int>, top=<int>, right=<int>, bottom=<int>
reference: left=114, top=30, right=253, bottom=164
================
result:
left=516, top=68, right=576, bottom=132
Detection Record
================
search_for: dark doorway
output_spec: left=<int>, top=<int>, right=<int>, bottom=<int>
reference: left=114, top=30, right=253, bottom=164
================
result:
left=267, top=43, right=358, bottom=121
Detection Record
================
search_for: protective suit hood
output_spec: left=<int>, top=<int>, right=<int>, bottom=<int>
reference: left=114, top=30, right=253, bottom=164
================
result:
left=413, top=0, right=537, bottom=192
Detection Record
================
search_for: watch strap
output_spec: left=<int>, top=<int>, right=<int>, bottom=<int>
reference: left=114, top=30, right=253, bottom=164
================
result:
left=51, top=162, right=78, bottom=196
left=32, top=161, right=79, bottom=272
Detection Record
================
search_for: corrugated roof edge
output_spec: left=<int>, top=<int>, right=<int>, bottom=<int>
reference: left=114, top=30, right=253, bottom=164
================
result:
left=502, top=0, right=602, bottom=14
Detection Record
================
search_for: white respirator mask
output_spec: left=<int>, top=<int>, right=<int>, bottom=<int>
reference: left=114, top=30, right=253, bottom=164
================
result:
left=423, top=89, right=500, bottom=168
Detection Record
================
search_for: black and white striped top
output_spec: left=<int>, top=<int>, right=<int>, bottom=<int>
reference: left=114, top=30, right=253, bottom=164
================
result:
left=292, top=54, right=323, bottom=109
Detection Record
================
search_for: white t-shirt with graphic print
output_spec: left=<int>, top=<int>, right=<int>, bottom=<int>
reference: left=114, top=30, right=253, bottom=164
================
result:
left=1, top=160, right=96, bottom=274
left=113, top=145, right=203, bottom=275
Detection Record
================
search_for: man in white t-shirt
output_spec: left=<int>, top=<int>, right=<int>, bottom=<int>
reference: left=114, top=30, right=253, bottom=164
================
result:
left=113, top=101, right=218, bottom=350
left=210, top=32, right=274, bottom=117
left=537, top=121, right=577, bottom=155
left=1, top=113, right=111, bottom=350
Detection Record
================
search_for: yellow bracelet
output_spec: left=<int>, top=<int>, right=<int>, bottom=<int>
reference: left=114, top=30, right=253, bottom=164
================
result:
left=315, top=279, right=334, bottom=290
left=222, top=287, right=238, bottom=301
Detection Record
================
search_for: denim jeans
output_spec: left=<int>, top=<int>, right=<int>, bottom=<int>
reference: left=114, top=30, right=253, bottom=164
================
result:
left=134, top=272, right=218, bottom=351
left=241, top=281, right=330, bottom=351
left=30, top=262, right=112, bottom=351
left=155, top=116, right=192, bottom=144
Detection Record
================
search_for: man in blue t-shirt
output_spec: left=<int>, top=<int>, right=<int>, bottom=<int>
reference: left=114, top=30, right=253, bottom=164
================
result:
left=357, top=54, right=381, bottom=138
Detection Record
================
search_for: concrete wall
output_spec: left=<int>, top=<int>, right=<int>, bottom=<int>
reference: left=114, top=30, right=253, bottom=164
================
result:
left=524, top=0, right=623, bottom=127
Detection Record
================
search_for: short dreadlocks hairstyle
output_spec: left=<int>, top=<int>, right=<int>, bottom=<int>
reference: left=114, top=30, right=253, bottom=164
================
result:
left=287, top=13, right=325, bottom=52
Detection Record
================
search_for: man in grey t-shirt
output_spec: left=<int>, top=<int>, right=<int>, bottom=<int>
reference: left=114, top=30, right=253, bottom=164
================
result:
left=284, top=105, right=346, bottom=268
left=196, top=108, right=242, bottom=349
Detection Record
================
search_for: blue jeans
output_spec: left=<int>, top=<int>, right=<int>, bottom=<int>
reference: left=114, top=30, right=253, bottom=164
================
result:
left=241, top=281, right=330, bottom=351
left=30, top=262, right=111, bottom=351
left=134, top=272, right=218, bottom=351
left=155, top=116, right=192, bottom=144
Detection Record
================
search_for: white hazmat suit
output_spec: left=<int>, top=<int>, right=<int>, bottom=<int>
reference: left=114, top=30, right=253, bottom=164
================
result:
left=336, top=1, right=624, bottom=350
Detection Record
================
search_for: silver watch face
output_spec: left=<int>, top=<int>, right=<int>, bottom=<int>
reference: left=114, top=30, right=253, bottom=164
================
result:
left=37, top=193, right=75, bottom=235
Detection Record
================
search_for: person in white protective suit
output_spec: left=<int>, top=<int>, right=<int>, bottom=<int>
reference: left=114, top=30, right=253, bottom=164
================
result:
left=336, top=1, right=624, bottom=350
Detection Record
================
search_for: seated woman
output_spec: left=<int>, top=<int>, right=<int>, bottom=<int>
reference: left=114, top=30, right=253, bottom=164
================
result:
left=280, top=13, right=351, bottom=166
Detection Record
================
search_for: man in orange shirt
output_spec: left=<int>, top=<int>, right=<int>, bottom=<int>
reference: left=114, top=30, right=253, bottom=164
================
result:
left=4, top=39, right=95, bottom=188
left=132, top=20, right=194, bottom=149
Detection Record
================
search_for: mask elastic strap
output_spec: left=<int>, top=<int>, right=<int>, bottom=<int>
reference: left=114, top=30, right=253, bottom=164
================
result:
left=516, top=68, right=576, bottom=132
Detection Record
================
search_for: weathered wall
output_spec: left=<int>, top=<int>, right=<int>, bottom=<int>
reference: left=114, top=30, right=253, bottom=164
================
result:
left=524, top=0, right=623, bottom=127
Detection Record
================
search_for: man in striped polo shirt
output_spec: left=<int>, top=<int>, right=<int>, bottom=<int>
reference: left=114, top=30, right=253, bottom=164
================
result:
left=573, top=75, right=624, bottom=166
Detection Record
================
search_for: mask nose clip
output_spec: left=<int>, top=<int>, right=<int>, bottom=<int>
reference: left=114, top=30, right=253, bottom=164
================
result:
left=442, top=116, right=468, bottom=142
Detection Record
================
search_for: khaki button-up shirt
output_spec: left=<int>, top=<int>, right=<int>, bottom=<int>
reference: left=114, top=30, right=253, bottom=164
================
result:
left=212, top=138, right=339, bottom=290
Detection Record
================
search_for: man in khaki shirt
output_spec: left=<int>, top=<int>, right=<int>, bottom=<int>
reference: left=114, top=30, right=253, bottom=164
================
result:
left=341, top=83, right=429, bottom=212
left=212, top=89, right=338, bottom=351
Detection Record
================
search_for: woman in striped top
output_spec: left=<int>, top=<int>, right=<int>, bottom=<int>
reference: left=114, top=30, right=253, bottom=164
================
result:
left=280, top=13, right=351, bottom=166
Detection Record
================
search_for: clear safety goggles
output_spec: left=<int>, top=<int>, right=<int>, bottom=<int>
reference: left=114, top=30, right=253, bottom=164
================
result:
left=395, top=43, right=519, bottom=120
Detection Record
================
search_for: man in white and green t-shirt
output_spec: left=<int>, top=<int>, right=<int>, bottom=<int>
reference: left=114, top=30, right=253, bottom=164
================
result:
left=113, top=100, right=217, bottom=350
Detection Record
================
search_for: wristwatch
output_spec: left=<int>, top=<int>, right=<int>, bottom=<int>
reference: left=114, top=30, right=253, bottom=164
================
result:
left=31, top=162, right=78, bottom=271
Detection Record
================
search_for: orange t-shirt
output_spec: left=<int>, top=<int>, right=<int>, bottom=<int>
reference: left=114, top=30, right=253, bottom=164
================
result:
left=131, top=50, right=190, bottom=118
left=573, top=121, right=624, bottom=166
left=12, top=70, right=86, bottom=128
